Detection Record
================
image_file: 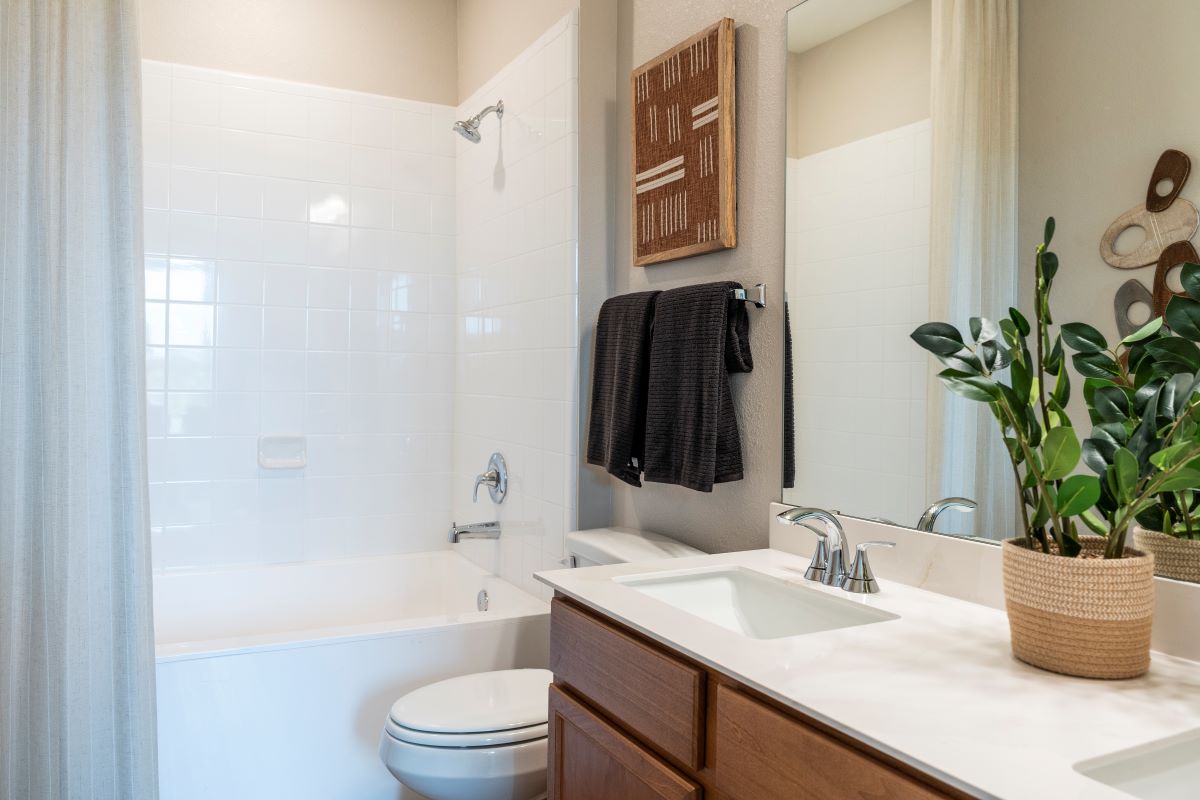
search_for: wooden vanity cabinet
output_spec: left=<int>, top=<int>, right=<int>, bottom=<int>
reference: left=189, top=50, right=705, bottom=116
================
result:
left=548, top=597, right=971, bottom=800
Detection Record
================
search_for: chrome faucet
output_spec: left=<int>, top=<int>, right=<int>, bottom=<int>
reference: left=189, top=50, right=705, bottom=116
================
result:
left=473, top=452, right=508, bottom=503
left=448, top=520, right=501, bottom=543
left=776, top=507, right=895, bottom=594
left=917, top=497, right=977, bottom=532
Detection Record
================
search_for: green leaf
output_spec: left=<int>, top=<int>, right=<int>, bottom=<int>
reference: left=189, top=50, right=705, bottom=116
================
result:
left=937, top=369, right=1000, bottom=402
left=1056, top=475, right=1101, bottom=516
left=1072, top=351, right=1121, bottom=379
left=1146, top=338, right=1200, bottom=372
left=1080, top=509, right=1109, bottom=536
left=1082, top=423, right=1128, bottom=473
left=1061, top=322, right=1108, bottom=353
left=970, top=317, right=1000, bottom=344
left=1150, top=441, right=1195, bottom=470
left=1042, top=426, right=1081, bottom=480
left=1165, top=296, right=1200, bottom=340
left=1183, top=262, right=1200, bottom=301
left=1009, top=307, right=1031, bottom=337
left=1092, top=385, right=1130, bottom=423
left=1121, top=317, right=1164, bottom=345
left=1157, top=469, right=1200, bottom=493
left=1044, top=217, right=1056, bottom=246
left=1113, top=447, right=1140, bottom=503
left=939, top=348, right=985, bottom=376
left=1041, top=251, right=1059, bottom=282
left=912, top=322, right=965, bottom=357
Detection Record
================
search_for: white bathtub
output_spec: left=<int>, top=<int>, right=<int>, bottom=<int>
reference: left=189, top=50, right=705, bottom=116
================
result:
left=154, top=551, right=550, bottom=800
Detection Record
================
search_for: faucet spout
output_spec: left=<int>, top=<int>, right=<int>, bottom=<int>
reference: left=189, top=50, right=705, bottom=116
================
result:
left=917, top=497, right=977, bottom=532
left=449, top=520, right=501, bottom=543
left=777, top=507, right=851, bottom=587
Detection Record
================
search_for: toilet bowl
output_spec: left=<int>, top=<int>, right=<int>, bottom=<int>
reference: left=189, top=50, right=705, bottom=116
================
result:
left=379, top=669, right=553, bottom=800
left=380, top=527, right=705, bottom=800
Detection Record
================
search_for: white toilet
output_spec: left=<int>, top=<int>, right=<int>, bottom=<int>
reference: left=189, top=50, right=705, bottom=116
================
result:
left=379, top=527, right=704, bottom=800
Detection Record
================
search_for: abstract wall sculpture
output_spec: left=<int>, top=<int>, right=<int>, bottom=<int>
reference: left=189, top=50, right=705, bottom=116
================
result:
left=1101, top=149, right=1197, bottom=336
left=631, top=18, right=736, bottom=266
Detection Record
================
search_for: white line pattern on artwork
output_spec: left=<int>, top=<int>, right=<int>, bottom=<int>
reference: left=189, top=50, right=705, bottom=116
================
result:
left=634, top=168, right=685, bottom=194
left=691, top=97, right=717, bottom=117
left=692, top=110, right=718, bottom=130
left=635, top=155, right=684, bottom=183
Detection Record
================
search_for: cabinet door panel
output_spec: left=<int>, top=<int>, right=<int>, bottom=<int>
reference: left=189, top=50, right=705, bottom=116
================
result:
left=551, top=598, right=705, bottom=769
left=714, top=685, right=952, bottom=800
left=549, top=684, right=701, bottom=800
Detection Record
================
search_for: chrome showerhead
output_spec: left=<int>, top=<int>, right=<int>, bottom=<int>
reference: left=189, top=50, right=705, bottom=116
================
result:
left=453, top=119, right=481, bottom=143
left=452, top=100, right=503, bottom=143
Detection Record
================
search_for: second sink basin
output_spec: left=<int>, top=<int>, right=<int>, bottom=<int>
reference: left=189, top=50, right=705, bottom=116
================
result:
left=614, top=565, right=898, bottom=639
left=1075, top=729, right=1200, bottom=800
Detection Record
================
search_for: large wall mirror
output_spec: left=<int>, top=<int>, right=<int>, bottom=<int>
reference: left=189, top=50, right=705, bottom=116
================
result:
left=782, top=0, right=1200, bottom=541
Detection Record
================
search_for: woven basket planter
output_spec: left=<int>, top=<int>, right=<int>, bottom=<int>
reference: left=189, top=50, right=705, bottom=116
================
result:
left=1134, top=525, right=1200, bottom=583
left=1001, top=538, right=1154, bottom=680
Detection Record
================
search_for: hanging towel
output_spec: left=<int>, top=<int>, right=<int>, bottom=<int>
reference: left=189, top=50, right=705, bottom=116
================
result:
left=586, top=290, right=662, bottom=486
left=643, top=282, right=753, bottom=492
left=783, top=300, right=796, bottom=489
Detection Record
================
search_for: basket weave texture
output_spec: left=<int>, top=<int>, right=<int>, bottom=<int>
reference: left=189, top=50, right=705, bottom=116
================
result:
left=1001, top=538, right=1154, bottom=680
left=1133, top=526, right=1200, bottom=583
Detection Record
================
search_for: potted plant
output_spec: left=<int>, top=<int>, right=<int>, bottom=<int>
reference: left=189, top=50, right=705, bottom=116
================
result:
left=1062, top=262, right=1200, bottom=583
left=911, top=219, right=1198, bottom=679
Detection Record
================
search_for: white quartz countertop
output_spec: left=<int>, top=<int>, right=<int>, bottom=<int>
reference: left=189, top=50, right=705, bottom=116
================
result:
left=536, top=548, right=1200, bottom=800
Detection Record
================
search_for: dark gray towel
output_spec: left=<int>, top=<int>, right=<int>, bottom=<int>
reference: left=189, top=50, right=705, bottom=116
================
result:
left=783, top=300, right=795, bottom=489
left=586, top=290, right=661, bottom=486
left=643, top=282, right=753, bottom=492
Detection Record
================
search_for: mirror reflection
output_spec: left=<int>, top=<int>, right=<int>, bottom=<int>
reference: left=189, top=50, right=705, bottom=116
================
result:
left=782, top=0, right=1200, bottom=542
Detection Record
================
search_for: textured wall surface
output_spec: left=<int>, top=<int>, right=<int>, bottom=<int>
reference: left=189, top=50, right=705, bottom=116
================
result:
left=610, top=0, right=796, bottom=554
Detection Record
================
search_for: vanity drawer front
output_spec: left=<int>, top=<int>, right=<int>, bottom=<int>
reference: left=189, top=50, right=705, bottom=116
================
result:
left=550, top=598, right=705, bottom=770
left=714, top=685, right=954, bottom=800
left=549, top=685, right=701, bottom=800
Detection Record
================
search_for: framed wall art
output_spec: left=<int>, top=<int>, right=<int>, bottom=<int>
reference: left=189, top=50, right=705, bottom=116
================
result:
left=632, top=18, right=736, bottom=266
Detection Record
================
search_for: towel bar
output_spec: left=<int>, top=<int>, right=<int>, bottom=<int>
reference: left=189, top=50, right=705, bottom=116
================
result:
left=730, top=284, right=767, bottom=308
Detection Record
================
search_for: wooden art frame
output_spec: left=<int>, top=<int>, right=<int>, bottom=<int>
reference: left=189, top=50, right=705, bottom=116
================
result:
left=631, top=18, right=736, bottom=267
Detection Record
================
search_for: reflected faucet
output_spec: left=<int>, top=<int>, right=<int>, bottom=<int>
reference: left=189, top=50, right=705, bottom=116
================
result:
left=917, top=497, right=977, bottom=532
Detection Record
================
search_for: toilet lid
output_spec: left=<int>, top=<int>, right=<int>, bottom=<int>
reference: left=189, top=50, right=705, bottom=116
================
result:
left=388, top=669, right=552, bottom=735
left=384, top=717, right=548, bottom=748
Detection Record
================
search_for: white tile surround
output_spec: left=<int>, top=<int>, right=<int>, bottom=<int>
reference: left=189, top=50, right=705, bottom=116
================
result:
left=451, top=14, right=580, bottom=599
left=142, top=15, right=580, bottom=589
left=142, top=60, right=458, bottom=568
left=785, top=119, right=931, bottom=526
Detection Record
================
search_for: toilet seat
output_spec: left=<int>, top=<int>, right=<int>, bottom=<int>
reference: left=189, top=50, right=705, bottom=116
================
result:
left=384, top=717, right=548, bottom=748
left=385, top=668, right=552, bottom=750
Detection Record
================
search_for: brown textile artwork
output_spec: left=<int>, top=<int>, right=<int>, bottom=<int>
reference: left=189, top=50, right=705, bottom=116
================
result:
left=632, top=18, right=736, bottom=266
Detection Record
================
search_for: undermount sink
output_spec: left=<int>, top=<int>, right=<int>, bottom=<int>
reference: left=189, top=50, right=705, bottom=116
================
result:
left=614, top=566, right=898, bottom=640
left=1075, top=729, right=1200, bottom=800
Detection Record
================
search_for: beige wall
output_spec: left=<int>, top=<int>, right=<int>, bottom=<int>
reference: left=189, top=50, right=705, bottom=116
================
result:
left=139, top=0, right=458, bottom=103
left=786, top=0, right=930, bottom=158
left=456, top=0, right=580, bottom=101
left=1018, top=0, right=1200, bottom=428
left=610, top=0, right=798, bottom=555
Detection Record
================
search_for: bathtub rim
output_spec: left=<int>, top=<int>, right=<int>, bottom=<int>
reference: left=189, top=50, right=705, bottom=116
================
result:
left=153, top=550, right=548, bottom=664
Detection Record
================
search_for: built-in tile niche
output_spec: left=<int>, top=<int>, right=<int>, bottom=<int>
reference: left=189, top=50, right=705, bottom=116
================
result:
left=142, top=60, right=458, bottom=568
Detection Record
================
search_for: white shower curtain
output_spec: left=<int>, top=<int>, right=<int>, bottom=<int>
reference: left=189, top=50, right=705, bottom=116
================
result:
left=927, top=0, right=1019, bottom=539
left=0, top=2, right=158, bottom=798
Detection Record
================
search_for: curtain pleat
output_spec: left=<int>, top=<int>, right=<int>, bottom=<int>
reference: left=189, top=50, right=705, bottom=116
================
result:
left=927, top=0, right=1020, bottom=538
left=0, top=1, right=159, bottom=798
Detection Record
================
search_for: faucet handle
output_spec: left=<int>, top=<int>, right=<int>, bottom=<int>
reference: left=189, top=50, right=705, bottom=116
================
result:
left=841, top=541, right=895, bottom=594
left=795, top=523, right=831, bottom=582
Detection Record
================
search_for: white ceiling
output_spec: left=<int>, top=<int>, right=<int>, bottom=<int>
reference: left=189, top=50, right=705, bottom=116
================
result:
left=787, top=0, right=915, bottom=54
